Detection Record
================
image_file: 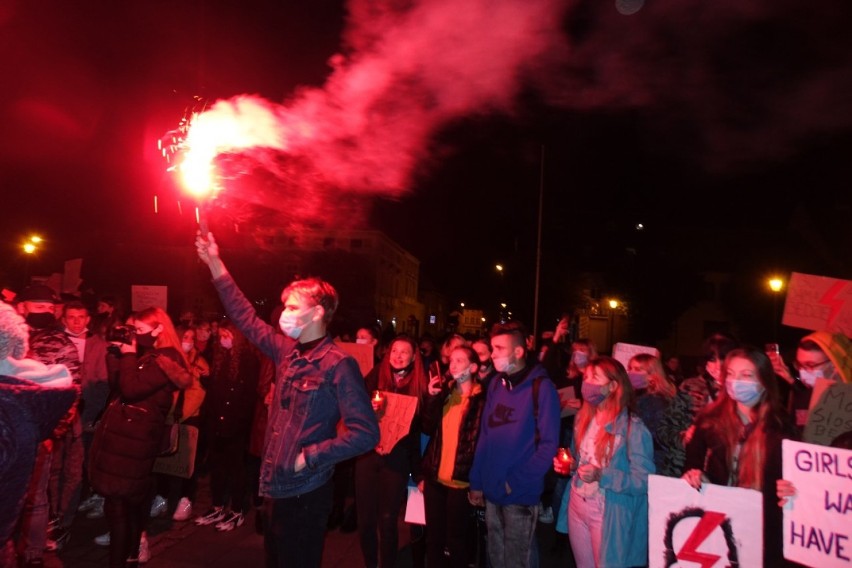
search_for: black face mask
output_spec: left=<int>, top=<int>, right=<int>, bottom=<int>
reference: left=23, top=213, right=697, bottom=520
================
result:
left=26, top=312, right=56, bottom=329
left=135, top=331, right=157, bottom=350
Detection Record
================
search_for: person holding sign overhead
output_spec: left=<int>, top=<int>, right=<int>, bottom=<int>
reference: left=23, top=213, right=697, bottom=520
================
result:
left=682, top=347, right=798, bottom=567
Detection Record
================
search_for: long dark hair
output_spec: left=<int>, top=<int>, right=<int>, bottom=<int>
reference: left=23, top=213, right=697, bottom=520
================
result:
left=377, top=334, right=428, bottom=400
left=699, top=347, right=783, bottom=490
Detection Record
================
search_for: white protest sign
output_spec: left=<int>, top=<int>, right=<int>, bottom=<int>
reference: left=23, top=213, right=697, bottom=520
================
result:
left=131, top=285, right=168, bottom=312
left=782, top=440, right=852, bottom=567
left=783, top=272, right=852, bottom=337
left=612, top=342, right=660, bottom=371
left=648, top=474, right=763, bottom=568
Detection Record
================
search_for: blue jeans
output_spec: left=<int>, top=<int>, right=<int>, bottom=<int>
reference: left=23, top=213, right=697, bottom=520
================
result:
left=264, top=479, right=333, bottom=568
left=484, top=501, right=539, bottom=568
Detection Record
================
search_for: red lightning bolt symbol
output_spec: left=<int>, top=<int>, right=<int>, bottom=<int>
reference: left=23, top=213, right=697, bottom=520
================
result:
left=819, top=282, right=847, bottom=328
left=676, top=511, right=726, bottom=568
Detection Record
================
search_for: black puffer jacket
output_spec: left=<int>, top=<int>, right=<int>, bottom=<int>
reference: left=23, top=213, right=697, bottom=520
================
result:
left=420, top=384, right=486, bottom=484
left=89, top=348, right=190, bottom=498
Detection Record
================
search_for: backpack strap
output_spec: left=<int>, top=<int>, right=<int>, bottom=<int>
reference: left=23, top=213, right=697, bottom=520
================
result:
left=532, top=376, right=543, bottom=448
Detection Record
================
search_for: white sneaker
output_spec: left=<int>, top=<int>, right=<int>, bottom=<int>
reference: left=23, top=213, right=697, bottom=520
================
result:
left=149, top=495, right=168, bottom=518
left=215, top=511, right=245, bottom=532
left=194, top=506, right=226, bottom=526
left=539, top=505, right=554, bottom=524
left=172, top=497, right=193, bottom=521
left=138, top=532, right=150, bottom=563
left=94, top=532, right=111, bottom=546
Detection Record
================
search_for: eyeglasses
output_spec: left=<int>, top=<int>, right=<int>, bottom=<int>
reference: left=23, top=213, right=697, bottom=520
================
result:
left=793, top=359, right=830, bottom=372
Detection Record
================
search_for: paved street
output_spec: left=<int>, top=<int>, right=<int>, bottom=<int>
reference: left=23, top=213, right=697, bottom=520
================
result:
left=42, top=474, right=571, bottom=568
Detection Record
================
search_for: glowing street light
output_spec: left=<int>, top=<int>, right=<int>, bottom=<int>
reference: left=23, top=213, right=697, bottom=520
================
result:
left=22, top=234, right=43, bottom=254
left=767, top=276, right=786, bottom=340
left=495, top=264, right=504, bottom=273
left=608, top=299, right=620, bottom=309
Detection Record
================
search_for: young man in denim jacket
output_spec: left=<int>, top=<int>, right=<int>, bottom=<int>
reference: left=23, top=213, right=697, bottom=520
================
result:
left=196, top=231, right=379, bottom=568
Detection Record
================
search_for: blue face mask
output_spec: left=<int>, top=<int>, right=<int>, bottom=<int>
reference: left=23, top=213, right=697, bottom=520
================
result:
left=581, top=382, right=610, bottom=407
left=798, top=369, right=824, bottom=388
left=627, top=371, right=648, bottom=390
left=725, top=379, right=764, bottom=407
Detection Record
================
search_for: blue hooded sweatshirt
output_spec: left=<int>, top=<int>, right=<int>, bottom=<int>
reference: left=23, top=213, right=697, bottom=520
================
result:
left=469, top=363, right=560, bottom=505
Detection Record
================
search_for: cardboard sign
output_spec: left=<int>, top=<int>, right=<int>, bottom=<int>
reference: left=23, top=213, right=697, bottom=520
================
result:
left=612, top=342, right=660, bottom=371
left=131, top=285, right=168, bottom=312
left=804, top=379, right=852, bottom=446
left=557, top=386, right=579, bottom=417
left=336, top=341, right=375, bottom=377
left=782, top=440, right=852, bottom=567
left=375, top=392, right=418, bottom=456
left=783, top=272, right=852, bottom=337
left=648, top=474, right=763, bottom=568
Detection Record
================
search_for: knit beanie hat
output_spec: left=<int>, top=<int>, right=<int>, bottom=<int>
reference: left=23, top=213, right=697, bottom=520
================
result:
left=0, top=303, right=28, bottom=360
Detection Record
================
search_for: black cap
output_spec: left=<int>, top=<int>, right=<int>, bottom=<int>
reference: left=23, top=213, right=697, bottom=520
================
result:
left=18, top=284, right=59, bottom=303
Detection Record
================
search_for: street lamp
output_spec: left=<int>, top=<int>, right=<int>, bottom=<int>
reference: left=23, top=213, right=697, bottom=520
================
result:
left=22, top=234, right=43, bottom=254
left=767, top=276, right=785, bottom=340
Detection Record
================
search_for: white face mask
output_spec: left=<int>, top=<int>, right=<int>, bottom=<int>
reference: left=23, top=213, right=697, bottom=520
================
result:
left=493, top=355, right=515, bottom=374
left=451, top=369, right=471, bottom=384
left=279, top=307, right=314, bottom=340
left=220, top=338, right=233, bottom=350
left=181, top=341, right=194, bottom=353
left=798, top=368, right=824, bottom=388
left=356, top=338, right=370, bottom=345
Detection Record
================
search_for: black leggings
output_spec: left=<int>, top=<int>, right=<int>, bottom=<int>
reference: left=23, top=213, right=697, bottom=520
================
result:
left=354, top=452, right=409, bottom=568
left=104, top=493, right=150, bottom=567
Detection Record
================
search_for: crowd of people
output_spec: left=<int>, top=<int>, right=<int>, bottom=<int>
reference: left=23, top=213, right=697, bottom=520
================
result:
left=0, top=232, right=850, bottom=568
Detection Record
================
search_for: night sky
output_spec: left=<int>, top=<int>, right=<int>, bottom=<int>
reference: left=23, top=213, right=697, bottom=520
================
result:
left=2, top=0, right=851, bottom=342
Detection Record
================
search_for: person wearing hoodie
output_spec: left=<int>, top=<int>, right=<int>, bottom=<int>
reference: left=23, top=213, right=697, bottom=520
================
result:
left=468, top=321, right=560, bottom=568
left=0, top=301, right=76, bottom=567
left=767, top=330, right=852, bottom=435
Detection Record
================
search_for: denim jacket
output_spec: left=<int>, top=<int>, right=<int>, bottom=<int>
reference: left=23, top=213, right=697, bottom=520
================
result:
left=214, top=274, right=379, bottom=498
left=558, top=409, right=654, bottom=568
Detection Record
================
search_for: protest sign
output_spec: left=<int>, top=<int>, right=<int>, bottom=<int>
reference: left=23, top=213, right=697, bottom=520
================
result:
left=337, top=341, right=375, bottom=376
left=648, top=474, right=763, bottom=568
left=804, top=380, right=852, bottom=446
left=557, top=386, right=579, bottom=417
left=782, top=439, right=852, bottom=567
left=612, top=342, right=660, bottom=371
left=375, top=392, right=417, bottom=456
left=131, top=285, right=168, bottom=312
left=783, top=272, right=852, bottom=337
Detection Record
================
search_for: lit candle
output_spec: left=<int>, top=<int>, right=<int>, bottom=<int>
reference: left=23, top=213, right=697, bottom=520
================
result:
left=373, top=390, right=383, bottom=403
left=558, top=448, right=571, bottom=463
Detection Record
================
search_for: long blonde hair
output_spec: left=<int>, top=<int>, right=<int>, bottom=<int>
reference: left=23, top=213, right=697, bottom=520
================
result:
left=574, top=356, right=635, bottom=467
left=630, top=353, right=676, bottom=399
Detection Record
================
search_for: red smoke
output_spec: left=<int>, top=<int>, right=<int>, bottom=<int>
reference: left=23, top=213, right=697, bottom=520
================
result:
left=179, top=0, right=571, bottom=229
